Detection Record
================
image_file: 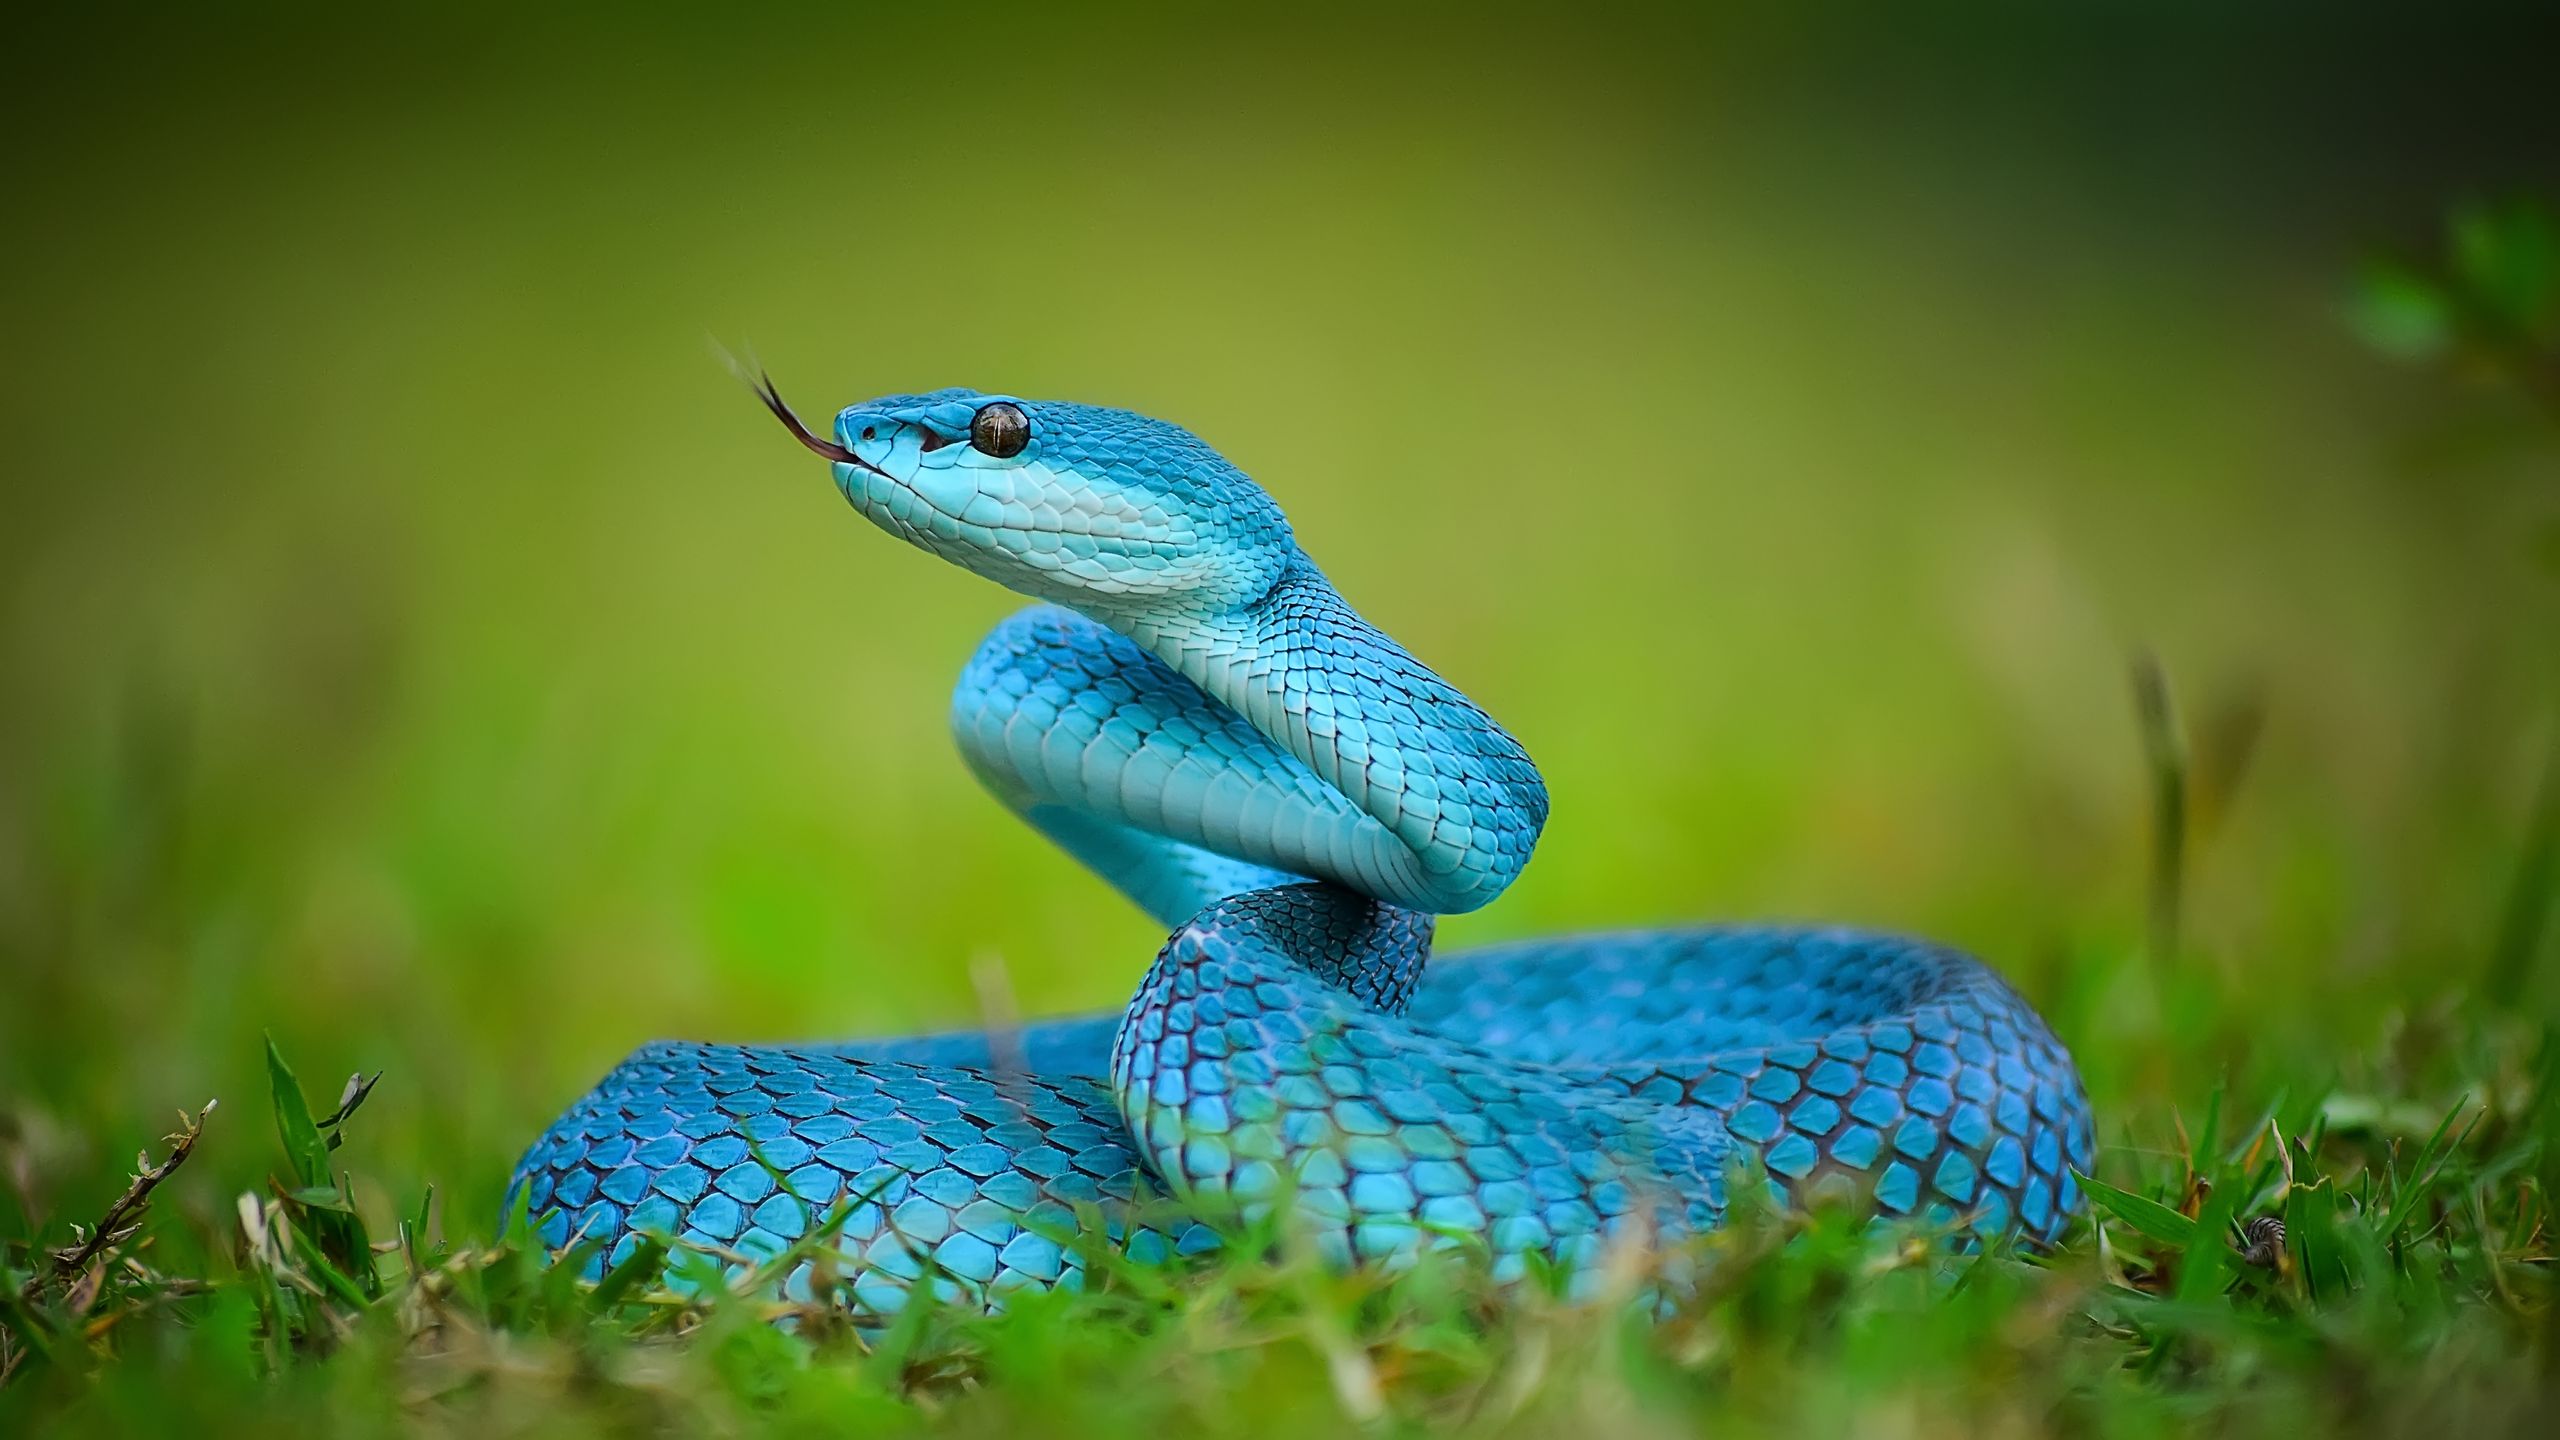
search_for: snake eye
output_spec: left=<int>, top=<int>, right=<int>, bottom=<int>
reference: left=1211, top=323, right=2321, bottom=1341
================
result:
left=969, top=401, right=1031, bottom=459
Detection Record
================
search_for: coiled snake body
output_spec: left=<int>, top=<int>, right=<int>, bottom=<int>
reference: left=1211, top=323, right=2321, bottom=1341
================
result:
left=512, top=387, right=2094, bottom=1309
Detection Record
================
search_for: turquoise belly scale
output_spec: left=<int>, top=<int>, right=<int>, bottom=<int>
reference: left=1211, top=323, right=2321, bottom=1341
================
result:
left=511, top=386, right=2094, bottom=1309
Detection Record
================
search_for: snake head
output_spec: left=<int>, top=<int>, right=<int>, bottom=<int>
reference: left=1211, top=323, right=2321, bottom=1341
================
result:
left=765, top=382, right=1298, bottom=617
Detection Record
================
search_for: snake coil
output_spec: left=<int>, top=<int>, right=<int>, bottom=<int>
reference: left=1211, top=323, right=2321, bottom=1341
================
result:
left=512, top=385, right=2095, bottom=1311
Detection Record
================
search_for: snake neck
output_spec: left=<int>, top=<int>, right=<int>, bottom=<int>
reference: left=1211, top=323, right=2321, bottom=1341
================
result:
left=1152, top=884, right=1436, bottom=1014
left=1116, top=554, right=1550, bottom=917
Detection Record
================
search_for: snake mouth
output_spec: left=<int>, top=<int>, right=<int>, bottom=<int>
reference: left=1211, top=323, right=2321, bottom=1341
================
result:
left=749, top=370, right=895, bottom=480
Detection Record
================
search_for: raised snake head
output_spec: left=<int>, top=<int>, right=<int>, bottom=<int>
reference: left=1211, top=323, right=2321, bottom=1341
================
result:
left=755, top=378, right=1298, bottom=618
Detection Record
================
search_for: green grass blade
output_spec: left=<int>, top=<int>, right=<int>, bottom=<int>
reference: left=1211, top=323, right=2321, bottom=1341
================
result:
left=2076, top=1171, right=2199, bottom=1248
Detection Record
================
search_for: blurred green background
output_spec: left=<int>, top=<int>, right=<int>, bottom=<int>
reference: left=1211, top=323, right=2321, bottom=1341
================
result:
left=2, top=1, right=2555, bottom=1237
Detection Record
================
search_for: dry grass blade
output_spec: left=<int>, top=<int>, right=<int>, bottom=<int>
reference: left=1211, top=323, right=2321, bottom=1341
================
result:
left=23, top=1101, right=214, bottom=1306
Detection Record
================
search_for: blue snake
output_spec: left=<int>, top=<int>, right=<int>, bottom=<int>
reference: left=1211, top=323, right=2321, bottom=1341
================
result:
left=511, top=383, right=2095, bottom=1310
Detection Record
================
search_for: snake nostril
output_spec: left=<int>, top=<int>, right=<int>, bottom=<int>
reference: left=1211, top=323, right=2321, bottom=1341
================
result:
left=861, top=426, right=877, bottom=442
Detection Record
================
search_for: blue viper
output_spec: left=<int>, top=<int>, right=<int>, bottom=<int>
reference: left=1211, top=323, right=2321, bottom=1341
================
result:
left=510, top=385, right=2096, bottom=1309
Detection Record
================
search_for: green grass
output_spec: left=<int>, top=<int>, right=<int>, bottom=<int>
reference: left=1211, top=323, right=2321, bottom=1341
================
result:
left=2, top=1010, right=2553, bottom=1436
left=6, top=6, right=2560, bottom=1434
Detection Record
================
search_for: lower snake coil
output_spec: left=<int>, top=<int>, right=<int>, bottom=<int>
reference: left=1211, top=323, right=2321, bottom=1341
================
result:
left=512, top=384, right=2096, bottom=1311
